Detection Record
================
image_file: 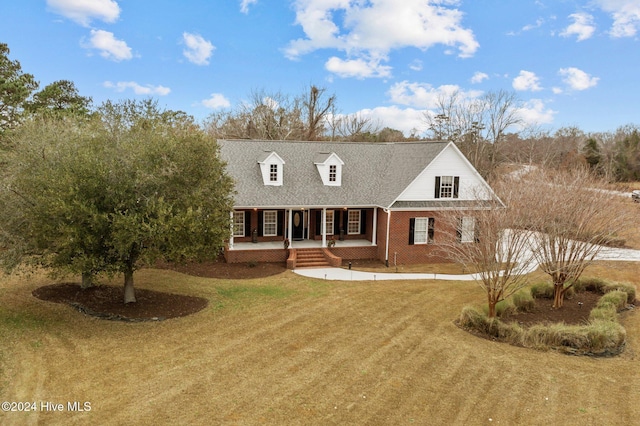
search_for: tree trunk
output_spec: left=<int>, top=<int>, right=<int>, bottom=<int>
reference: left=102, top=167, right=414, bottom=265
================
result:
left=123, top=268, right=136, bottom=304
left=552, top=283, right=564, bottom=308
left=487, top=294, right=497, bottom=318
left=81, top=272, right=94, bottom=289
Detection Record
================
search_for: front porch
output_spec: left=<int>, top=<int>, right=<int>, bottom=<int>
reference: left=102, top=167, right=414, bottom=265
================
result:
left=224, top=238, right=379, bottom=266
left=230, top=239, right=372, bottom=250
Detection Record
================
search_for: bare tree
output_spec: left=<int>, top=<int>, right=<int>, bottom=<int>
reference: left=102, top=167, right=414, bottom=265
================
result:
left=303, top=85, right=336, bottom=141
left=422, top=89, right=526, bottom=177
left=329, top=111, right=380, bottom=141
left=437, top=183, right=535, bottom=318
left=511, top=167, right=633, bottom=308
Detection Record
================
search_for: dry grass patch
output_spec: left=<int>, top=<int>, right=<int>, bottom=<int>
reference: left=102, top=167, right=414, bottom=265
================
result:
left=1, top=268, right=640, bottom=425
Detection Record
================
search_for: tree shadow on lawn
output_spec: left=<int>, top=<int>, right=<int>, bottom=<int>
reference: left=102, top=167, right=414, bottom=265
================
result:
left=31, top=260, right=287, bottom=321
left=33, top=283, right=208, bottom=322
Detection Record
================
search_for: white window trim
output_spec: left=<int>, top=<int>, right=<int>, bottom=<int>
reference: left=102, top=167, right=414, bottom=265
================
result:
left=414, top=217, right=434, bottom=244
left=269, top=164, right=278, bottom=182
left=329, top=164, right=337, bottom=182
left=460, top=216, right=476, bottom=243
left=440, top=176, right=454, bottom=198
left=325, top=210, right=334, bottom=235
left=233, top=211, right=245, bottom=237
left=347, top=210, right=361, bottom=235
left=263, top=210, right=277, bottom=237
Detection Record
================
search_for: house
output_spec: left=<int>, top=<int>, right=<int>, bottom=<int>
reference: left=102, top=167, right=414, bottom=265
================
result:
left=218, top=139, right=499, bottom=268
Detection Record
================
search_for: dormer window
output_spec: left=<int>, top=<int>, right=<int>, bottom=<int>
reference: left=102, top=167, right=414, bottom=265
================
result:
left=314, top=152, right=344, bottom=186
left=329, top=165, right=337, bottom=182
left=258, top=151, right=285, bottom=186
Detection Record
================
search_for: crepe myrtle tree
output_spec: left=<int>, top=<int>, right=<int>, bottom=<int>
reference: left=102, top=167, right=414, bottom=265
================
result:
left=436, top=182, right=536, bottom=318
left=0, top=99, right=235, bottom=303
left=510, top=167, right=633, bottom=308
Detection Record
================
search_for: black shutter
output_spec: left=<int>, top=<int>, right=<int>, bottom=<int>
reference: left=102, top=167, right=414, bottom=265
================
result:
left=334, top=211, right=340, bottom=235
left=434, top=176, right=441, bottom=198
left=428, top=218, right=435, bottom=243
left=360, top=210, right=367, bottom=235
left=315, top=211, right=321, bottom=236
left=244, top=211, right=251, bottom=237
left=409, top=218, right=415, bottom=245
left=277, top=210, right=284, bottom=236
left=258, top=211, right=263, bottom=237
left=456, top=217, right=462, bottom=242
left=342, top=210, right=348, bottom=234
left=453, top=176, right=460, bottom=198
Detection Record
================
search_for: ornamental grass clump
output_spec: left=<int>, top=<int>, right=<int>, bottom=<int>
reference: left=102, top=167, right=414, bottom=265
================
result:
left=530, top=281, right=554, bottom=299
left=512, top=289, right=535, bottom=312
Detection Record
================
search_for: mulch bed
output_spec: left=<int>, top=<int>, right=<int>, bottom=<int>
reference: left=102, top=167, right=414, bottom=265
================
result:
left=33, top=283, right=208, bottom=322
left=32, top=260, right=287, bottom=322
left=501, top=291, right=603, bottom=326
left=155, top=259, right=287, bottom=279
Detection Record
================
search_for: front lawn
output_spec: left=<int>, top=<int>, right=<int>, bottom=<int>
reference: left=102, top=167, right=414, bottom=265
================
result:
left=0, top=262, right=639, bottom=425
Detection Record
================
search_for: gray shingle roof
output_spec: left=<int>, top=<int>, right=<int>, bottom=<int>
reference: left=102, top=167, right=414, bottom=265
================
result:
left=218, top=139, right=449, bottom=209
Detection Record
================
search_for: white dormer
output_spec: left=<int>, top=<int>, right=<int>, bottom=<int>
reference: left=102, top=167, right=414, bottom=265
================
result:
left=258, top=151, right=285, bottom=186
left=314, top=152, right=344, bottom=186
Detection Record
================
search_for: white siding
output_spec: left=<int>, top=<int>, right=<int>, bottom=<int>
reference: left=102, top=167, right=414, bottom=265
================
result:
left=315, top=153, right=343, bottom=186
left=396, top=144, right=491, bottom=201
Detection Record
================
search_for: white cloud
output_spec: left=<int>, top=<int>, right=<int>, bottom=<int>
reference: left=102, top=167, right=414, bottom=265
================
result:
left=516, top=99, right=557, bottom=127
left=560, top=12, right=596, bottom=41
left=325, top=56, right=392, bottom=79
left=84, top=30, right=132, bottom=61
left=594, top=0, right=640, bottom=37
left=240, top=0, right=258, bottom=14
left=522, top=18, right=545, bottom=32
left=182, top=33, right=215, bottom=65
left=104, top=81, right=170, bottom=96
left=512, top=70, right=542, bottom=92
left=387, top=81, right=482, bottom=109
left=409, top=60, right=423, bottom=71
left=284, top=0, right=478, bottom=78
left=558, top=67, right=599, bottom=90
left=470, top=71, right=488, bottom=84
left=202, top=93, right=231, bottom=109
left=47, top=0, right=120, bottom=26
left=355, top=105, right=427, bottom=136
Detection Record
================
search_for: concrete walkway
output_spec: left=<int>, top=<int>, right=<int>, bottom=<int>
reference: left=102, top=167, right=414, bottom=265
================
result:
left=293, top=246, right=640, bottom=281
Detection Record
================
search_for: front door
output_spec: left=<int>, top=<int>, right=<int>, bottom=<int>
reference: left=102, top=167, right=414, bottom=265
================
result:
left=292, top=210, right=304, bottom=240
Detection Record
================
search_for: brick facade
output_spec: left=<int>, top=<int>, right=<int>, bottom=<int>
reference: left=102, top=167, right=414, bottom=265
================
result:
left=226, top=207, right=458, bottom=266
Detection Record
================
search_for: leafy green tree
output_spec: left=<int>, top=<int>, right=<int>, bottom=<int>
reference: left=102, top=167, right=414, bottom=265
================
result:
left=583, top=137, right=601, bottom=173
left=0, top=43, right=39, bottom=132
left=26, top=79, right=92, bottom=116
left=0, top=99, right=234, bottom=303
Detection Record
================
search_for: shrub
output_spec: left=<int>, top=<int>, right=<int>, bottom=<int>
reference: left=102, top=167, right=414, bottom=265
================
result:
left=577, top=277, right=608, bottom=293
left=482, top=299, right=516, bottom=317
left=585, top=320, right=626, bottom=354
left=523, top=323, right=589, bottom=351
left=530, top=281, right=554, bottom=299
left=603, top=282, right=636, bottom=304
left=589, top=305, right=618, bottom=322
left=597, top=290, right=628, bottom=310
left=459, top=306, right=522, bottom=342
left=512, top=289, right=535, bottom=312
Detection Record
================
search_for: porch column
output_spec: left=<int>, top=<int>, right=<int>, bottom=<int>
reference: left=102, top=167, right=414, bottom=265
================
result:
left=321, top=208, right=327, bottom=248
left=371, top=208, right=377, bottom=246
left=229, top=211, right=234, bottom=249
left=287, top=209, right=293, bottom=248
left=385, top=209, right=391, bottom=267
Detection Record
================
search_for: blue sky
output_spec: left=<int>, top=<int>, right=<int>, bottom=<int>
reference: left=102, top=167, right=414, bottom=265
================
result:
left=2, top=0, right=639, bottom=135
